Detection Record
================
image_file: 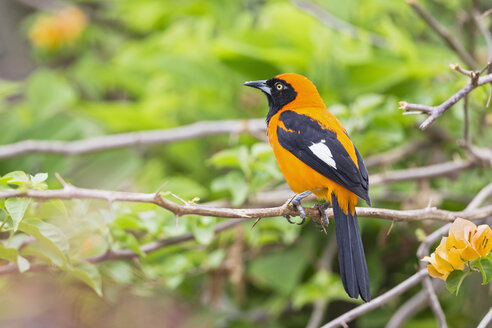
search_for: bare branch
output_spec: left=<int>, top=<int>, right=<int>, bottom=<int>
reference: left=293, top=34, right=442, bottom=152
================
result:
left=399, top=72, right=492, bottom=130
left=463, top=95, right=470, bottom=145
left=1, top=184, right=492, bottom=223
left=413, top=181, right=492, bottom=327
left=473, top=11, right=492, bottom=62
left=364, top=141, right=430, bottom=168
left=291, top=0, right=388, bottom=48
left=370, top=159, right=475, bottom=185
left=407, top=0, right=477, bottom=69
left=385, top=281, right=446, bottom=328
left=0, top=119, right=265, bottom=160
left=421, top=277, right=448, bottom=327
left=0, top=220, right=243, bottom=275
left=477, top=308, right=492, bottom=328
left=306, top=238, right=337, bottom=328
left=320, top=269, right=429, bottom=328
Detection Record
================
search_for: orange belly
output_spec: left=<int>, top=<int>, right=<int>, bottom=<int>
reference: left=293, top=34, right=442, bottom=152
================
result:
left=268, top=109, right=357, bottom=214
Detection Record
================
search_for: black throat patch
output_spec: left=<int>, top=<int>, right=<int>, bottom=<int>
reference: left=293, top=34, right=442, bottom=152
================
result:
left=265, top=78, right=297, bottom=126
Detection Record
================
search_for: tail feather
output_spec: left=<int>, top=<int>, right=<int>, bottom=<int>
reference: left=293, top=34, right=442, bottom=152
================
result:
left=332, top=194, right=371, bottom=302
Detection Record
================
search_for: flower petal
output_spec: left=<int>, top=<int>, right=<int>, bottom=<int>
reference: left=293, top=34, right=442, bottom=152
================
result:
left=471, top=224, right=492, bottom=257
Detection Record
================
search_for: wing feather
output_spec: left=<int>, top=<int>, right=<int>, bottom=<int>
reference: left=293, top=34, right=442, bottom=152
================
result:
left=277, top=110, right=370, bottom=204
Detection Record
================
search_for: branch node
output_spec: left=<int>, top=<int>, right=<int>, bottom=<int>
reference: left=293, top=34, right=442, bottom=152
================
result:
left=54, top=173, right=70, bottom=189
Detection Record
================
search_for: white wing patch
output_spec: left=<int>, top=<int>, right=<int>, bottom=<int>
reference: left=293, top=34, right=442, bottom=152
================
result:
left=308, top=140, right=337, bottom=169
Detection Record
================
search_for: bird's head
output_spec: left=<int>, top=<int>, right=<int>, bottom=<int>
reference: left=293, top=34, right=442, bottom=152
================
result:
left=243, top=73, right=324, bottom=124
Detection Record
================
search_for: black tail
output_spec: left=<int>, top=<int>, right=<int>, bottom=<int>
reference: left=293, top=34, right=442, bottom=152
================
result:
left=332, top=194, right=371, bottom=302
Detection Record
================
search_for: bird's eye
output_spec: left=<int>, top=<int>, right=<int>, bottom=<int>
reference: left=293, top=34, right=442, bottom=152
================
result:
left=275, top=82, right=284, bottom=90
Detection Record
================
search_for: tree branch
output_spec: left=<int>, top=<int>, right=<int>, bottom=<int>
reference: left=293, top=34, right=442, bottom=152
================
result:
left=291, top=0, right=388, bottom=48
left=385, top=281, right=446, bottom=328
left=406, top=0, right=477, bottom=69
left=0, top=220, right=244, bottom=275
left=369, top=159, right=475, bottom=184
left=477, top=308, right=492, bottom=328
left=0, top=119, right=265, bottom=159
left=1, top=183, right=492, bottom=223
left=364, top=141, right=430, bottom=168
left=320, top=269, right=429, bottom=328
left=399, top=72, right=492, bottom=130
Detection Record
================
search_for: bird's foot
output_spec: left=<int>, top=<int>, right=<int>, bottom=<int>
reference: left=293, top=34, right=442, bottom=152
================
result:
left=288, top=190, right=312, bottom=225
left=313, top=202, right=330, bottom=229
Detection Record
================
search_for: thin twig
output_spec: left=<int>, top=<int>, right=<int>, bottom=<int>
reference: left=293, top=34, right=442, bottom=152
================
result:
left=370, top=159, right=475, bottom=185
left=463, top=95, right=470, bottom=145
left=413, top=181, right=492, bottom=327
left=406, top=0, right=477, bottom=69
left=477, top=308, right=492, bottom=328
left=320, top=269, right=429, bottom=328
left=306, top=238, right=337, bottom=328
left=421, top=277, right=448, bottom=327
left=0, top=119, right=265, bottom=160
left=399, top=72, right=492, bottom=129
left=385, top=280, right=445, bottom=328
left=364, top=141, right=430, bottom=168
left=291, top=0, right=388, bottom=48
left=0, top=220, right=243, bottom=275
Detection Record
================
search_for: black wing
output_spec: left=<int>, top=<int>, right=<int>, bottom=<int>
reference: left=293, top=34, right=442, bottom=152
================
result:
left=277, top=110, right=370, bottom=205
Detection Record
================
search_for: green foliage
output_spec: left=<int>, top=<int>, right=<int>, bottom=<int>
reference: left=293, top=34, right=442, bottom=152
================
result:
left=446, top=270, right=471, bottom=296
left=446, top=253, right=492, bottom=295
left=1, top=0, right=491, bottom=326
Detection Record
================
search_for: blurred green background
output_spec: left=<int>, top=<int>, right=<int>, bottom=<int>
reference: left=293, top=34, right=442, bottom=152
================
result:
left=0, top=0, right=491, bottom=327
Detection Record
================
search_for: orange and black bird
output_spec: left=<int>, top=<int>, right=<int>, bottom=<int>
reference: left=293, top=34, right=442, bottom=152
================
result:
left=244, top=73, right=371, bottom=301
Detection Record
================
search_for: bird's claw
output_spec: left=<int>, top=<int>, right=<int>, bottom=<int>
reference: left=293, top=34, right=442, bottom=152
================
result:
left=313, top=203, right=330, bottom=228
left=284, top=214, right=305, bottom=225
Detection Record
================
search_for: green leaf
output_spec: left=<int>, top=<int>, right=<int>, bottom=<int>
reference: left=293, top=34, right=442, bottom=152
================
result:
left=0, top=245, right=30, bottom=272
left=18, top=218, right=69, bottom=260
left=20, top=243, right=66, bottom=267
left=0, top=176, right=13, bottom=185
left=446, top=270, right=471, bottom=295
left=100, top=261, right=134, bottom=284
left=248, top=247, right=309, bottom=295
left=125, top=234, right=145, bottom=257
left=5, top=198, right=30, bottom=231
left=26, top=70, right=77, bottom=120
left=0, top=245, right=19, bottom=262
left=293, top=271, right=349, bottom=308
left=208, top=148, right=241, bottom=169
left=3, top=171, right=30, bottom=186
left=191, top=216, right=215, bottom=245
left=226, top=171, right=249, bottom=206
left=69, top=262, right=103, bottom=296
left=30, top=173, right=48, bottom=190
left=476, top=256, right=492, bottom=285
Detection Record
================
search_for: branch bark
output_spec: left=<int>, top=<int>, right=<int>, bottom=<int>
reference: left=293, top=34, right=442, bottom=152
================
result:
left=320, top=269, right=429, bottom=328
left=0, top=119, right=265, bottom=159
left=407, top=0, right=477, bottom=69
left=399, top=72, right=492, bottom=129
left=1, top=183, right=492, bottom=223
left=291, top=0, right=388, bottom=48
left=0, top=220, right=244, bottom=275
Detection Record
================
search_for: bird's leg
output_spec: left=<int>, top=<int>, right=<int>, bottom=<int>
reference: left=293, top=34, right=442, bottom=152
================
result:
left=286, top=190, right=312, bottom=225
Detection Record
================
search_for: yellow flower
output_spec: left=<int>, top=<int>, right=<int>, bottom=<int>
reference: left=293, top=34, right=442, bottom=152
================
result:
left=422, top=218, right=492, bottom=281
left=29, top=7, right=87, bottom=50
left=471, top=224, right=492, bottom=257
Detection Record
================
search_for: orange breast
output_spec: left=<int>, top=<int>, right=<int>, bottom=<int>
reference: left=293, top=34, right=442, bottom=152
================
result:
left=268, top=108, right=358, bottom=214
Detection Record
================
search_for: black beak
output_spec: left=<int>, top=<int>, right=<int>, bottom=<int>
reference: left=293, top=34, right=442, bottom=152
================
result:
left=243, top=80, right=271, bottom=95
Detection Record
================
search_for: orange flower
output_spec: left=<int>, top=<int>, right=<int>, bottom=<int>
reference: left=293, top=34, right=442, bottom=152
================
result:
left=423, top=218, right=492, bottom=281
left=29, top=7, right=87, bottom=50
